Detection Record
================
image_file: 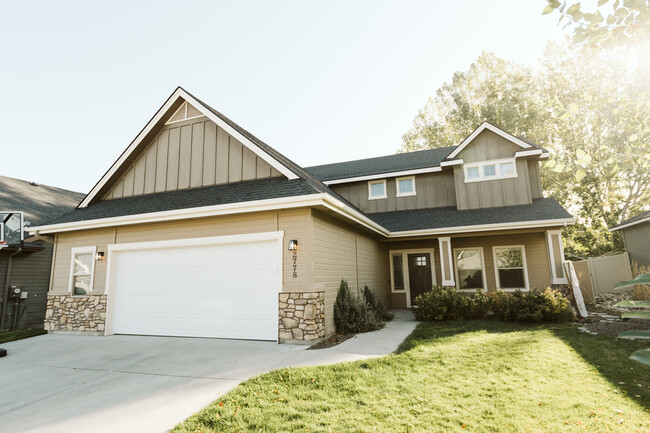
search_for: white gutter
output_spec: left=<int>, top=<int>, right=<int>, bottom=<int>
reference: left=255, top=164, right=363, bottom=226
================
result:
left=609, top=216, right=650, bottom=232
left=323, top=166, right=443, bottom=186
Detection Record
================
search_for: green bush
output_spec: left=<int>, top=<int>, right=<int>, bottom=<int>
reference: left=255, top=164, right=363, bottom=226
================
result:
left=334, top=279, right=385, bottom=334
left=414, top=286, right=575, bottom=323
left=363, top=285, right=394, bottom=321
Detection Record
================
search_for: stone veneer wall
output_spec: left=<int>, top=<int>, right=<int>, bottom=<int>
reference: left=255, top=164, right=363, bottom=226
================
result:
left=44, top=295, right=107, bottom=334
left=278, top=292, right=325, bottom=344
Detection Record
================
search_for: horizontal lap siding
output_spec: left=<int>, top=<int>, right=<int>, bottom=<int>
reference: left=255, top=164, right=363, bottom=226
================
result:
left=49, top=209, right=312, bottom=296
left=312, top=212, right=387, bottom=336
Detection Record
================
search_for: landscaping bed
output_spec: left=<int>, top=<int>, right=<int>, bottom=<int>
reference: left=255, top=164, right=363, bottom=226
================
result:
left=174, top=321, right=650, bottom=432
left=0, top=328, right=47, bottom=344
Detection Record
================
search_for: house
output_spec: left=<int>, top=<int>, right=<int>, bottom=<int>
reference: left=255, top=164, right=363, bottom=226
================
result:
left=610, top=210, right=650, bottom=267
left=28, top=87, right=575, bottom=343
left=1, top=176, right=84, bottom=331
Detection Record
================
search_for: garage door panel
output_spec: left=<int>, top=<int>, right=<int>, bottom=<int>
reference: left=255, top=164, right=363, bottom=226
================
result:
left=111, top=237, right=280, bottom=340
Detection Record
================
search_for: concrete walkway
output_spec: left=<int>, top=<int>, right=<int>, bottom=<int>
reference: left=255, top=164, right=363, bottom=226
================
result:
left=0, top=310, right=417, bottom=433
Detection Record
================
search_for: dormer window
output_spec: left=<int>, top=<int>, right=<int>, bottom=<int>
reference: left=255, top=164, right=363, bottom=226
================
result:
left=368, top=180, right=387, bottom=200
left=464, top=158, right=517, bottom=183
left=396, top=176, right=416, bottom=197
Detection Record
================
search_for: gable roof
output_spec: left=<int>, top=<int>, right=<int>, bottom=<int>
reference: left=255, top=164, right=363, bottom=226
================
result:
left=78, top=87, right=317, bottom=208
left=445, top=121, right=539, bottom=160
left=0, top=175, right=84, bottom=226
left=610, top=209, right=650, bottom=231
left=306, top=147, right=456, bottom=183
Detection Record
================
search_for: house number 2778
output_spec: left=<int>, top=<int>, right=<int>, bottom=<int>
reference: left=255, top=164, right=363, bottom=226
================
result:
left=292, top=250, right=298, bottom=278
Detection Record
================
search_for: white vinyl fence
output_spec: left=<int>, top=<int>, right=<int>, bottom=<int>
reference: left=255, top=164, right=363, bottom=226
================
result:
left=572, top=252, right=633, bottom=304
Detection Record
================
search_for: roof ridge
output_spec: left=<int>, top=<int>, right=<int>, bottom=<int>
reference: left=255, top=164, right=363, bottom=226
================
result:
left=305, top=145, right=457, bottom=170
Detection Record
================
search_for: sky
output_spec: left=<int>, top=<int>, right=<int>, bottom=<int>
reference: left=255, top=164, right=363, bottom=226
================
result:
left=0, top=1, right=569, bottom=193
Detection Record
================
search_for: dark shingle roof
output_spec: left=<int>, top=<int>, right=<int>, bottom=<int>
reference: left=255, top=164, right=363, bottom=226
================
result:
left=43, top=177, right=319, bottom=226
left=367, top=198, right=572, bottom=232
left=611, top=209, right=650, bottom=231
left=305, top=147, right=456, bottom=181
left=0, top=175, right=84, bottom=226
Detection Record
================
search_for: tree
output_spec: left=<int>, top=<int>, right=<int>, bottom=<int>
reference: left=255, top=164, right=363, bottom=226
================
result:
left=542, top=0, right=650, bottom=49
left=400, top=43, right=649, bottom=257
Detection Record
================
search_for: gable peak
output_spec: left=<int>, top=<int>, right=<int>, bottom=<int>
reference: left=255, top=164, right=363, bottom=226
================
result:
left=165, top=100, right=204, bottom=125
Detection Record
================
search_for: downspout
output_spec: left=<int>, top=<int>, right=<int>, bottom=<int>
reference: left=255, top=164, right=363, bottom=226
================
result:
left=1, top=246, right=22, bottom=330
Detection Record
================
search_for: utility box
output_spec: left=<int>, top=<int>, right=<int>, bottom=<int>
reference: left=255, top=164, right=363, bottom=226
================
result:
left=8, top=286, right=21, bottom=299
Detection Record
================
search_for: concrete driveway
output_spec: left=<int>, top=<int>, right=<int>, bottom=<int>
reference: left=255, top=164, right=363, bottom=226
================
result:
left=0, top=311, right=416, bottom=433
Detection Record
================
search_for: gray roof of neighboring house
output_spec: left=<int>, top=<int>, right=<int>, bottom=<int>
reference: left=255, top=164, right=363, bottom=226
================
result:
left=305, top=147, right=456, bottom=181
left=0, top=175, right=84, bottom=226
left=611, top=209, right=650, bottom=231
left=43, top=177, right=319, bottom=226
left=367, top=197, right=572, bottom=232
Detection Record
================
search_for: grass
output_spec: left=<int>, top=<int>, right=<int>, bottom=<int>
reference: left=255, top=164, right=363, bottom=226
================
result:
left=0, top=328, right=47, bottom=344
left=174, top=321, right=650, bottom=432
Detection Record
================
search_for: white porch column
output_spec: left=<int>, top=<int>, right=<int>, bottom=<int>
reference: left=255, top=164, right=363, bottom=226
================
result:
left=546, top=230, right=568, bottom=284
left=438, top=237, right=455, bottom=286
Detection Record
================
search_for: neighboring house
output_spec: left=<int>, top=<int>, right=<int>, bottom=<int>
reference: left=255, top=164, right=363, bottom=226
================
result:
left=29, top=87, right=574, bottom=344
left=610, top=210, right=650, bottom=267
left=1, top=176, right=84, bottom=330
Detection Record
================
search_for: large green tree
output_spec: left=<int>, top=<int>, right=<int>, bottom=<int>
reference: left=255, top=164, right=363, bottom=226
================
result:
left=401, top=43, right=649, bottom=257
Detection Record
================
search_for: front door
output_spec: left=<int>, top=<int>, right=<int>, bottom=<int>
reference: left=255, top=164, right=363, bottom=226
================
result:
left=408, top=253, right=433, bottom=305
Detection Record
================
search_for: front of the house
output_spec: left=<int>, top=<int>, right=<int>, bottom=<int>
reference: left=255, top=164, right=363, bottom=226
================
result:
left=30, top=88, right=574, bottom=344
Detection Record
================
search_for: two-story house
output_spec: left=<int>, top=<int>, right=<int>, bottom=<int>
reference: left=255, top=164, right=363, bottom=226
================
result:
left=29, top=88, right=574, bottom=344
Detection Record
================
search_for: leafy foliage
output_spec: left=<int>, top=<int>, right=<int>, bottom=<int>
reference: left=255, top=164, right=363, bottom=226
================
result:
left=413, top=286, right=575, bottom=323
left=363, top=285, right=394, bottom=321
left=401, top=45, right=650, bottom=257
left=333, top=279, right=385, bottom=334
left=615, top=273, right=650, bottom=365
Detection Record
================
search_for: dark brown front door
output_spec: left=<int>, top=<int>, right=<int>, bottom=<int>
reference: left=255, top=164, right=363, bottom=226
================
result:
left=408, top=253, right=433, bottom=304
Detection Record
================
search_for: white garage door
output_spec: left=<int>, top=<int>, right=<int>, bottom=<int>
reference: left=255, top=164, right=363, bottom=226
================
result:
left=109, top=233, right=282, bottom=341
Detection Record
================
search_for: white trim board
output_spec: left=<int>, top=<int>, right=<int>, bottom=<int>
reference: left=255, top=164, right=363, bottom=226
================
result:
left=67, top=246, right=97, bottom=295
left=79, top=87, right=299, bottom=208
left=388, top=248, right=437, bottom=308
left=453, top=246, right=488, bottom=292
left=610, top=215, right=650, bottom=232
left=322, top=166, right=442, bottom=185
left=446, top=122, right=534, bottom=160
left=492, top=245, right=530, bottom=292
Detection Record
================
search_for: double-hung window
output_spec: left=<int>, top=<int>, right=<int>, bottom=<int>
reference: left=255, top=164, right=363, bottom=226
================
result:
left=453, top=248, right=486, bottom=291
left=493, top=246, right=529, bottom=291
left=69, top=246, right=96, bottom=295
left=368, top=180, right=387, bottom=200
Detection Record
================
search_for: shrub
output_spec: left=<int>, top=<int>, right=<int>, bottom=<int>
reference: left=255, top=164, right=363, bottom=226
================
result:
left=631, top=261, right=650, bottom=301
left=334, top=279, right=385, bottom=334
left=363, top=285, right=394, bottom=321
left=414, top=286, right=575, bottom=323
left=412, top=286, right=467, bottom=321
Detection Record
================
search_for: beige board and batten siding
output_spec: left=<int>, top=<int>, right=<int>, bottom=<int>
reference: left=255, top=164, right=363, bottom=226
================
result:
left=330, top=171, right=456, bottom=214
left=311, top=211, right=389, bottom=336
left=102, top=117, right=282, bottom=200
left=454, top=130, right=535, bottom=210
left=49, top=209, right=312, bottom=295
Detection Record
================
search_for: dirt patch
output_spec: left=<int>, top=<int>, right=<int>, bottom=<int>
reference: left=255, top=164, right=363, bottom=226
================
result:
left=307, top=333, right=354, bottom=350
left=582, top=319, right=650, bottom=339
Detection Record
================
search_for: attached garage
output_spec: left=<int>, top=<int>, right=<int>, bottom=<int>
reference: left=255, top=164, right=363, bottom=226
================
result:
left=105, top=232, right=283, bottom=341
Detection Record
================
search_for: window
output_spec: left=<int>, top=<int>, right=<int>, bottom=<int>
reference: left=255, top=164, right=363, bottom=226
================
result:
left=414, top=255, right=427, bottom=266
left=454, top=248, right=486, bottom=291
left=392, top=254, right=405, bottom=291
left=69, top=247, right=96, bottom=295
left=546, top=230, right=568, bottom=284
left=464, top=158, right=517, bottom=183
left=368, top=180, right=387, bottom=199
left=493, top=246, right=529, bottom=291
left=396, top=176, right=416, bottom=197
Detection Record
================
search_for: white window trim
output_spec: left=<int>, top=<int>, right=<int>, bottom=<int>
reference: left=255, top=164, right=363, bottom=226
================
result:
left=368, top=179, right=387, bottom=200
left=546, top=230, right=568, bottom=284
left=165, top=101, right=205, bottom=125
left=453, top=247, right=487, bottom=293
left=395, top=176, right=416, bottom=197
left=389, top=248, right=436, bottom=308
left=464, top=158, right=518, bottom=183
left=492, top=245, right=530, bottom=292
left=68, top=246, right=97, bottom=296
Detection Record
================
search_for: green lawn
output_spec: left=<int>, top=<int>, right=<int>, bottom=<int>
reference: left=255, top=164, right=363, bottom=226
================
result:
left=174, top=321, right=650, bottom=432
left=0, top=328, right=46, bottom=344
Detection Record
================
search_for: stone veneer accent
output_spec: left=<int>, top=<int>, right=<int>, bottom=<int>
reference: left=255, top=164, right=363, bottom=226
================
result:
left=278, top=292, right=325, bottom=344
left=44, top=295, right=107, bottom=334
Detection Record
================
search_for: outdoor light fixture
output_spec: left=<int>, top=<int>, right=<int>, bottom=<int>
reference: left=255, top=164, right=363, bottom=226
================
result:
left=288, top=240, right=298, bottom=251
left=95, top=252, right=105, bottom=261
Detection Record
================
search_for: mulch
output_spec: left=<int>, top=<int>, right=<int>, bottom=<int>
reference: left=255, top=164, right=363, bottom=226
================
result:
left=306, top=333, right=355, bottom=350
left=582, top=318, right=650, bottom=339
